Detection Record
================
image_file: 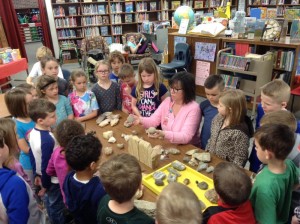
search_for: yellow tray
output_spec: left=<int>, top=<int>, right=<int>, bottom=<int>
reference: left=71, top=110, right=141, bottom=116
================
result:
left=142, top=160, right=216, bottom=209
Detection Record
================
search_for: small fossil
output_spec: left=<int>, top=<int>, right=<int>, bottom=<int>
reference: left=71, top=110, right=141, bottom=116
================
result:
left=196, top=181, right=208, bottom=190
left=103, top=131, right=113, bottom=140
left=96, top=114, right=106, bottom=124
left=116, top=143, right=124, bottom=149
left=193, top=152, right=211, bottom=162
left=196, top=162, right=208, bottom=172
left=153, top=171, right=166, bottom=181
left=167, top=167, right=181, bottom=177
left=183, top=178, right=190, bottom=185
left=188, top=157, right=198, bottom=167
left=206, top=166, right=214, bottom=173
left=171, top=161, right=186, bottom=171
left=110, top=118, right=119, bottom=127
left=99, top=119, right=110, bottom=127
left=146, top=127, right=157, bottom=134
left=182, top=156, right=190, bottom=163
left=108, top=136, right=116, bottom=143
left=155, top=179, right=164, bottom=186
left=205, top=189, right=218, bottom=204
left=124, top=115, right=134, bottom=128
left=166, top=148, right=180, bottom=155
left=185, top=148, right=200, bottom=156
left=167, top=173, right=177, bottom=183
left=104, top=147, right=113, bottom=155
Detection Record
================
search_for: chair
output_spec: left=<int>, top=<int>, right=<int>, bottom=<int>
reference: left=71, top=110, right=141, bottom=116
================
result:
left=80, top=36, right=110, bottom=71
left=291, top=86, right=300, bottom=112
left=158, top=43, right=192, bottom=81
left=122, top=32, right=151, bottom=64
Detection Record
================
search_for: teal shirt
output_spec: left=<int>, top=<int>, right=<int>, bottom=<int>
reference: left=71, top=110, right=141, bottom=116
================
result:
left=97, top=195, right=154, bottom=224
left=250, top=159, right=299, bottom=224
left=55, top=95, right=73, bottom=126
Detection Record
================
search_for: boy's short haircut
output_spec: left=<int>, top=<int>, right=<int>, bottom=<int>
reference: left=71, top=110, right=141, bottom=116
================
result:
left=28, top=98, right=56, bottom=122
left=204, top=75, right=225, bottom=90
left=254, top=123, right=295, bottom=160
left=99, top=153, right=141, bottom=203
left=119, top=63, right=134, bottom=79
left=55, top=119, right=85, bottom=147
left=65, top=134, right=102, bottom=171
left=36, top=46, right=53, bottom=61
left=213, top=162, right=252, bottom=206
left=108, top=50, right=125, bottom=64
left=0, top=128, right=4, bottom=148
left=260, top=110, right=297, bottom=132
left=5, top=87, right=31, bottom=118
left=156, top=182, right=202, bottom=224
left=261, top=79, right=291, bottom=103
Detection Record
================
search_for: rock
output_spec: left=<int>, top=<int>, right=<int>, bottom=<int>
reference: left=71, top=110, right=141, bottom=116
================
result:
left=166, top=148, right=180, bottom=155
left=196, top=181, right=208, bottom=190
left=193, top=152, right=211, bottom=162
left=155, top=179, right=164, bottom=186
left=171, top=161, right=186, bottom=171
left=205, top=189, right=218, bottom=204
left=167, top=167, right=181, bottom=177
left=196, top=162, right=208, bottom=172
left=185, top=148, right=200, bottom=156
left=206, top=166, right=214, bottom=173
left=134, top=200, right=156, bottom=219
left=104, top=147, right=113, bottom=155
left=182, top=156, right=190, bottom=163
left=132, top=130, right=138, bottom=135
left=116, top=143, right=124, bottom=149
left=183, top=178, right=190, bottom=185
left=99, top=119, right=110, bottom=127
left=167, top=173, right=177, bottom=183
left=153, top=171, right=166, bottom=181
left=110, top=118, right=119, bottom=127
left=188, top=157, right=198, bottom=167
left=108, top=136, right=116, bottom=143
left=96, top=114, right=106, bottom=124
left=146, top=127, right=157, bottom=134
left=103, top=131, right=113, bottom=139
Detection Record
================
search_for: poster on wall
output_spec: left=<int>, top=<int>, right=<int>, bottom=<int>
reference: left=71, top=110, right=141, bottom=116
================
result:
left=194, top=42, right=216, bottom=62
left=195, top=60, right=210, bottom=86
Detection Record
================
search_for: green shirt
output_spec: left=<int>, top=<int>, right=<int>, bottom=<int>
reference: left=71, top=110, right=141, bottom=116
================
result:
left=97, top=195, right=154, bottom=224
left=250, top=159, right=299, bottom=224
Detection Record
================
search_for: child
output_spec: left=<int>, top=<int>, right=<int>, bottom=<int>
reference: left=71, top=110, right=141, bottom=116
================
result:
left=108, top=50, right=125, bottom=83
left=119, top=63, right=137, bottom=114
left=200, top=75, right=224, bottom=149
left=206, top=89, right=253, bottom=167
left=156, top=182, right=202, bottom=224
left=260, top=110, right=300, bottom=216
left=17, top=83, right=38, bottom=99
left=91, top=60, right=122, bottom=114
left=0, top=118, right=31, bottom=186
left=202, top=162, right=256, bottom=224
left=250, top=123, right=299, bottom=224
left=68, top=69, right=99, bottom=122
left=46, top=119, right=85, bottom=203
left=63, top=134, right=106, bottom=224
left=0, top=128, right=39, bottom=223
left=28, top=98, right=66, bottom=224
left=26, top=46, right=64, bottom=85
left=249, top=79, right=297, bottom=173
left=97, top=153, right=154, bottom=224
left=4, top=87, right=35, bottom=187
left=41, top=55, right=68, bottom=96
left=131, top=57, right=168, bottom=117
left=36, top=75, right=73, bottom=126
left=127, top=35, right=151, bottom=54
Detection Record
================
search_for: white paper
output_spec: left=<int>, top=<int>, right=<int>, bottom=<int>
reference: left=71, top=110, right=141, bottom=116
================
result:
left=178, top=19, right=189, bottom=34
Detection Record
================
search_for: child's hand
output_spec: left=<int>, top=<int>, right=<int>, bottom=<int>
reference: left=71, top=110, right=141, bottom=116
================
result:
left=38, top=187, right=47, bottom=197
left=148, top=130, right=165, bottom=139
left=137, top=43, right=142, bottom=47
left=132, top=115, right=141, bottom=125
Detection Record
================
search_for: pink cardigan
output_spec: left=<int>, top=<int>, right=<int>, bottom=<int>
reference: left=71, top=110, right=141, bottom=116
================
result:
left=142, top=97, right=201, bottom=145
left=46, top=146, right=69, bottom=203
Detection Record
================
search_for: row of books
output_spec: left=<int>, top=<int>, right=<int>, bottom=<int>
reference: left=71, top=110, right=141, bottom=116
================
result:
left=83, top=27, right=100, bottom=38
left=111, top=15, right=122, bottom=24
left=81, top=16, right=109, bottom=26
left=136, top=13, right=149, bottom=22
left=53, top=7, right=65, bottom=17
left=55, top=18, right=77, bottom=28
left=249, top=7, right=284, bottom=19
left=57, top=29, right=78, bottom=39
left=112, top=26, right=122, bottom=35
left=221, top=74, right=241, bottom=89
left=272, top=71, right=292, bottom=84
left=285, top=8, right=300, bottom=20
left=219, top=53, right=252, bottom=71
left=82, top=5, right=107, bottom=15
left=271, top=50, right=294, bottom=72
left=249, top=0, right=298, bottom=4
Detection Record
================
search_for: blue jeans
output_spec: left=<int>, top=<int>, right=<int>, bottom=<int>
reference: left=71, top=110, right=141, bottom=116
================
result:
left=44, top=183, right=66, bottom=224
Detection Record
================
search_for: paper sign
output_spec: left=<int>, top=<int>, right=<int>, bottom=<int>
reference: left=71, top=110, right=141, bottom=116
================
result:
left=178, top=19, right=189, bottom=34
left=196, top=60, right=210, bottom=86
left=194, top=42, right=216, bottom=62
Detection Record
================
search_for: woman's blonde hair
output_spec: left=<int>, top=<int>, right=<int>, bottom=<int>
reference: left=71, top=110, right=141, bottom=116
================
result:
left=156, top=183, right=202, bottom=224
left=36, top=46, right=53, bottom=61
left=136, top=57, right=160, bottom=101
left=219, top=89, right=247, bottom=127
left=0, top=118, right=19, bottom=168
left=36, top=75, right=57, bottom=98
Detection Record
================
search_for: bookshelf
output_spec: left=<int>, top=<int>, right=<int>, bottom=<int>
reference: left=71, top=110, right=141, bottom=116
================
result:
left=216, top=48, right=273, bottom=116
left=49, top=0, right=239, bottom=62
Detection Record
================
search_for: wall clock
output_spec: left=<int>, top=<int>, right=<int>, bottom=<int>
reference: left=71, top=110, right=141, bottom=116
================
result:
left=261, top=19, right=282, bottom=41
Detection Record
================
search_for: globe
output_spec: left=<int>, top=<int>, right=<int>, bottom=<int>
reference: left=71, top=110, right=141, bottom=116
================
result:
left=174, top=6, right=195, bottom=30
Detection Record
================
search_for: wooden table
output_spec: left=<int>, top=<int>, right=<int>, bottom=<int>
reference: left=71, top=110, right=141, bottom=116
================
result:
left=84, top=112, right=233, bottom=202
left=0, top=93, right=10, bottom=118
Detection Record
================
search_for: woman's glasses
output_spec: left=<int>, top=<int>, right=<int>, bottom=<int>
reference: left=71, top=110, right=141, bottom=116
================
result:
left=170, top=87, right=183, bottom=93
left=96, top=70, right=109, bottom=74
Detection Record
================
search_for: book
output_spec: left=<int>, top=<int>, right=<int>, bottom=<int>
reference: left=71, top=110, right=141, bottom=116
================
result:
left=125, top=14, right=133, bottom=22
left=104, top=36, right=112, bottom=45
left=125, top=2, right=133, bottom=12
left=102, top=16, right=109, bottom=24
left=267, top=8, right=277, bottom=18
left=254, top=19, right=265, bottom=37
left=150, top=2, right=157, bottom=10
left=68, top=6, right=77, bottom=16
left=290, top=19, right=300, bottom=42
left=259, top=7, right=267, bottom=19
left=172, top=1, right=181, bottom=9
left=98, top=5, right=105, bottom=14
left=245, top=17, right=256, bottom=39
left=100, top=26, right=109, bottom=35
left=250, top=8, right=261, bottom=19
left=194, top=0, right=204, bottom=8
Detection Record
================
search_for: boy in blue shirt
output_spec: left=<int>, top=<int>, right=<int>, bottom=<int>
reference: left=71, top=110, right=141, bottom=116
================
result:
left=250, top=123, right=299, bottom=224
left=63, top=134, right=106, bottom=224
left=28, top=98, right=66, bottom=224
left=200, top=75, right=224, bottom=149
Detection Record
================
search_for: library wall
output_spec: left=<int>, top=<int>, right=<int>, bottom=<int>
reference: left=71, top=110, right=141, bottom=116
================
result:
left=13, top=0, right=38, bottom=9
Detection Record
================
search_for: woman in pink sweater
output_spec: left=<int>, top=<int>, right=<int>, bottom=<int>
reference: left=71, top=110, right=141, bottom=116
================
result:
left=137, top=71, right=201, bottom=145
